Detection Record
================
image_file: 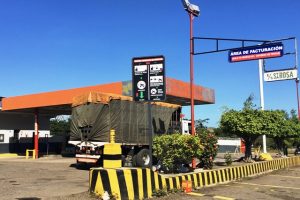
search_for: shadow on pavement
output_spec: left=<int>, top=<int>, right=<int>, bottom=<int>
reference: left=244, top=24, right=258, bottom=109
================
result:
left=69, top=163, right=94, bottom=170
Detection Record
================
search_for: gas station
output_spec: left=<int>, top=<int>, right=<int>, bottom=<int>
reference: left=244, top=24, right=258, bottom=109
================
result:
left=0, top=77, right=215, bottom=158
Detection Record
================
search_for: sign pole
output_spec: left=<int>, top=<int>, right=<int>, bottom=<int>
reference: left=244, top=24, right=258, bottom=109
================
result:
left=148, top=102, right=153, bottom=168
left=296, top=79, right=300, bottom=120
left=147, top=60, right=153, bottom=169
left=295, top=38, right=300, bottom=120
left=259, top=59, right=267, bottom=153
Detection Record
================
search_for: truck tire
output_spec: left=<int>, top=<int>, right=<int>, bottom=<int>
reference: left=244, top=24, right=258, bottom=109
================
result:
left=121, top=155, right=126, bottom=166
left=132, top=155, right=137, bottom=167
left=135, top=149, right=152, bottom=168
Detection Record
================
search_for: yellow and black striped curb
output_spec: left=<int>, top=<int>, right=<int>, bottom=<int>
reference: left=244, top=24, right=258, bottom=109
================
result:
left=89, top=156, right=300, bottom=200
left=89, top=168, right=165, bottom=200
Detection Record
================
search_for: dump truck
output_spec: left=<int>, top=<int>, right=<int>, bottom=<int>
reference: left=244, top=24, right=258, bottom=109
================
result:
left=69, top=92, right=181, bottom=167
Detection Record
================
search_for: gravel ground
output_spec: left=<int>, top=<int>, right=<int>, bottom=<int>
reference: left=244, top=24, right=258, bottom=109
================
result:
left=1, top=153, right=297, bottom=200
left=46, top=192, right=97, bottom=200
left=0, top=156, right=89, bottom=200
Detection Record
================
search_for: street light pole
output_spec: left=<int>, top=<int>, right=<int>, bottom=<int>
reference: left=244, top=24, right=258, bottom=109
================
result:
left=189, top=12, right=195, bottom=136
left=181, top=0, right=200, bottom=169
left=182, top=0, right=199, bottom=136
left=189, top=12, right=197, bottom=169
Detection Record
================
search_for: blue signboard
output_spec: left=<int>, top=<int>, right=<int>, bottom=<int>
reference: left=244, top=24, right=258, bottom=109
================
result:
left=229, top=42, right=284, bottom=62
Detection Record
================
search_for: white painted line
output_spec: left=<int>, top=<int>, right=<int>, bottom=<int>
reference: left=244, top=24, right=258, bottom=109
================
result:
left=186, top=192, right=205, bottom=197
left=236, top=182, right=300, bottom=190
left=269, top=175, right=300, bottom=179
left=213, top=195, right=235, bottom=200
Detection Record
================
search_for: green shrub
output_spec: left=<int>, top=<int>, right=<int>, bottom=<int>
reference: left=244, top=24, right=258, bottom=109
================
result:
left=224, top=152, right=232, bottom=166
left=196, top=130, right=218, bottom=169
left=153, top=134, right=203, bottom=173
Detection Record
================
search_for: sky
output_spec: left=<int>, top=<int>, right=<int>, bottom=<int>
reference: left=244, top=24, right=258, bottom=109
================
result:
left=0, top=0, right=299, bottom=127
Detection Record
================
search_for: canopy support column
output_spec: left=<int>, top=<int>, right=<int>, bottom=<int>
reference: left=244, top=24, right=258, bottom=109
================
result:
left=34, top=109, right=39, bottom=159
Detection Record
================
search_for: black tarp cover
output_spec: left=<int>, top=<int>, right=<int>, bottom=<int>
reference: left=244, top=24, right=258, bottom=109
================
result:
left=70, top=92, right=180, bottom=145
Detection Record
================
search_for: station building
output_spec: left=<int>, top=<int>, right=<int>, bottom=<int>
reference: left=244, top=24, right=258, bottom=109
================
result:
left=0, top=78, right=215, bottom=155
left=0, top=99, right=52, bottom=153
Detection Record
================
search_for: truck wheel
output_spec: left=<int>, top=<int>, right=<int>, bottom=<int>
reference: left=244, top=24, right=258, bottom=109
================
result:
left=136, top=149, right=152, bottom=168
left=121, top=155, right=126, bottom=166
left=132, top=155, right=137, bottom=167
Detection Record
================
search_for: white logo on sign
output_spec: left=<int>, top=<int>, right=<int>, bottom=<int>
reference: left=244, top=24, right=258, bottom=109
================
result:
left=137, top=81, right=146, bottom=89
left=134, top=65, right=147, bottom=72
left=150, top=64, right=163, bottom=71
left=150, top=76, right=163, bottom=83
left=151, top=88, right=157, bottom=94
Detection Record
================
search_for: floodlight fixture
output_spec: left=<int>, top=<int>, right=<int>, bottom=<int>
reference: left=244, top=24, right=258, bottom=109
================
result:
left=181, top=0, right=200, bottom=17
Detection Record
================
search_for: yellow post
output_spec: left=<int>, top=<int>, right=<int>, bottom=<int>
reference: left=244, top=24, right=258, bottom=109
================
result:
left=110, top=129, right=115, bottom=143
left=26, top=149, right=36, bottom=159
left=103, top=130, right=122, bottom=168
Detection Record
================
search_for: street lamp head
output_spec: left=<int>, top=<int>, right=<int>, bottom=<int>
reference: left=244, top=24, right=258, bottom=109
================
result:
left=181, top=0, right=200, bottom=17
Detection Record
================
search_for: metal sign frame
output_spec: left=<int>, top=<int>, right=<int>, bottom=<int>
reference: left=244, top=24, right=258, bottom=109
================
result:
left=191, top=36, right=299, bottom=153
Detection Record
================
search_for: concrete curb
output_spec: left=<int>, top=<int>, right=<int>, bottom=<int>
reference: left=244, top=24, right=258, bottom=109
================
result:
left=0, top=153, right=18, bottom=158
left=89, top=156, right=300, bottom=200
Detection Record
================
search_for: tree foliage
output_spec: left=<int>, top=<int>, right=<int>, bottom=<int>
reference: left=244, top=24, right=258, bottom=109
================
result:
left=220, top=109, right=263, bottom=139
left=220, top=95, right=300, bottom=160
left=50, top=118, right=70, bottom=136
left=195, top=118, right=209, bottom=132
left=270, top=110, right=300, bottom=154
left=243, top=94, right=256, bottom=110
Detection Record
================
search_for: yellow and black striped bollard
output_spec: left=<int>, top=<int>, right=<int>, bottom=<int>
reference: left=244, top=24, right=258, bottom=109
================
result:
left=103, top=129, right=122, bottom=168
